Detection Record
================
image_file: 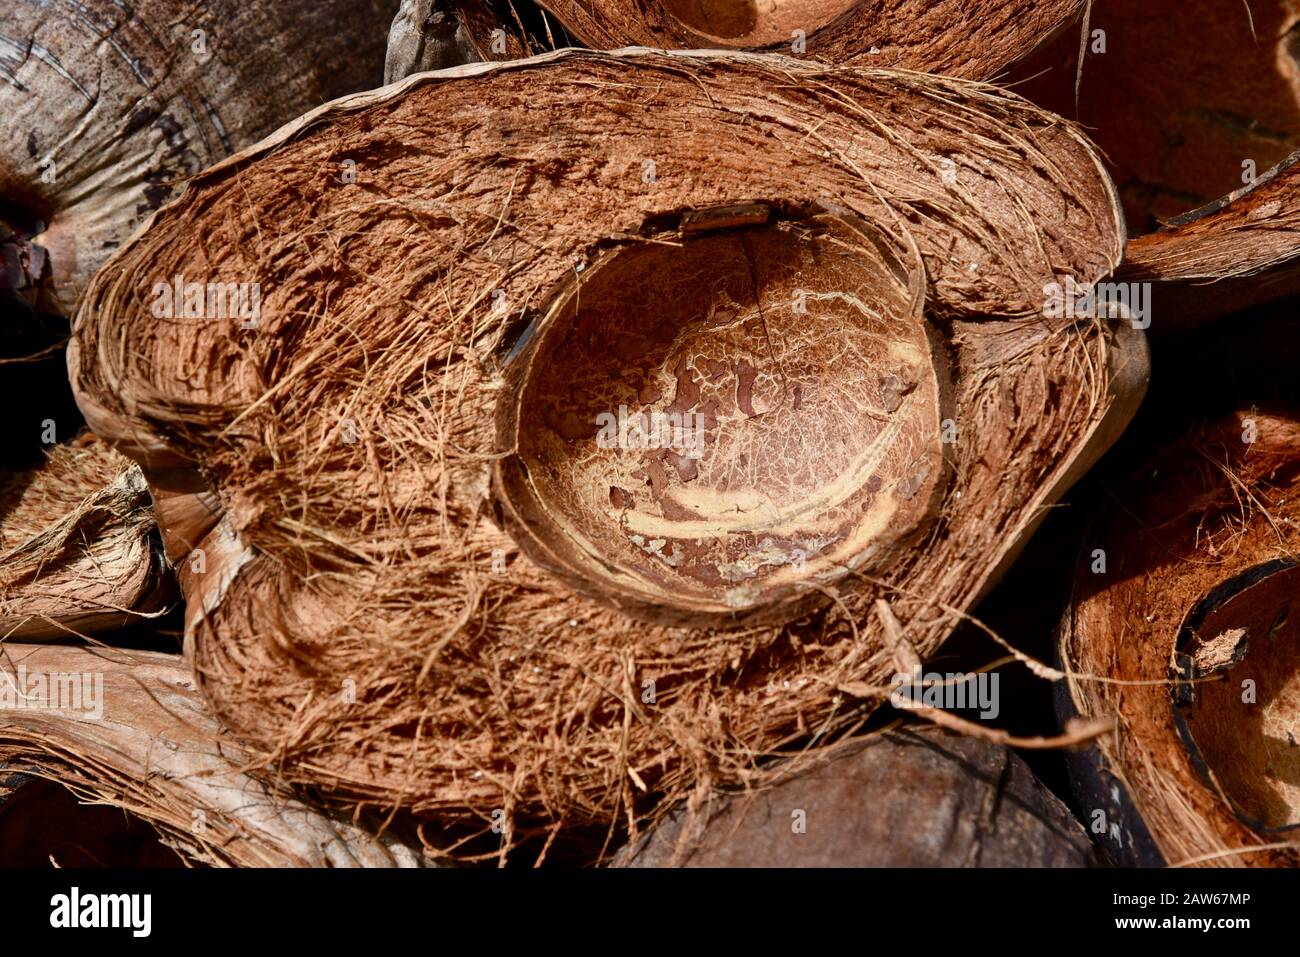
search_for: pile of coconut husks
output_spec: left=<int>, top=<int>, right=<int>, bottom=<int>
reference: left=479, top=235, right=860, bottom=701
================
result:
left=1, top=0, right=1297, bottom=868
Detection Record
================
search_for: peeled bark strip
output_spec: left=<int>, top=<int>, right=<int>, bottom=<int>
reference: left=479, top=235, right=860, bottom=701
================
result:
left=0, top=0, right=398, bottom=325
left=0, top=644, right=424, bottom=867
left=1009, top=0, right=1300, bottom=329
left=522, top=0, right=1085, bottom=77
left=71, top=49, right=1143, bottom=849
left=1, top=436, right=172, bottom=641
left=616, top=728, right=1099, bottom=866
left=1060, top=409, right=1300, bottom=867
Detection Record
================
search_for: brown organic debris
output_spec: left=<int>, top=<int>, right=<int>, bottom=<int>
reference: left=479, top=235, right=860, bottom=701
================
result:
left=524, top=0, right=1086, bottom=78
left=1061, top=408, right=1300, bottom=867
left=70, top=48, right=1144, bottom=856
left=1010, top=0, right=1300, bottom=329
left=1, top=436, right=172, bottom=641
left=0, top=643, right=425, bottom=867
left=385, top=0, right=566, bottom=80
left=1118, top=153, right=1300, bottom=331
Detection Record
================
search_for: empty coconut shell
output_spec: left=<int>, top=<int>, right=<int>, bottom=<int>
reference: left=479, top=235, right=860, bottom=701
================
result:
left=616, top=727, right=1100, bottom=866
left=70, top=48, right=1146, bottom=853
left=1009, top=0, right=1300, bottom=330
left=1060, top=407, right=1300, bottom=867
left=1, top=435, right=172, bottom=641
left=0, top=643, right=425, bottom=867
left=0, top=0, right=398, bottom=328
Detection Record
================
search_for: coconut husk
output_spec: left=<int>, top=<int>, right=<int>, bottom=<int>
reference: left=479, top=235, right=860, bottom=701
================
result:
left=0, top=643, right=425, bottom=867
left=70, top=48, right=1145, bottom=857
left=508, top=0, right=1085, bottom=77
left=1117, top=154, right=1300, bottom=333
left=1, top=435, right=172, bottom=641
left=0, top=0, right=399, bottom=327
left=1060, top=408, right=1300, bottom=867
left=1007, top=0, right=1300, bottom=330
left=615, top=726, right=1100, bottom=866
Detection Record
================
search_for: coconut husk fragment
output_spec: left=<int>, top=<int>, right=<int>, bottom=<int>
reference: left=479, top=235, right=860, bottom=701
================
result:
left=0, top=643, right=425, bottom=867
left=518, top=0, right=1085, bottom=77
left=0, top=0, right=399, bottom=326
left=385, top=0, right=567, bottom=79
left=70, top=48, right=1144, bottom=856
left=1060, top=408, right=1300, bottom=867
left=1118, top=154, right=1300, bottom=332
left=1, top=436, right=172, bottom=642
left=1008, top=0, right=1300, bottom=330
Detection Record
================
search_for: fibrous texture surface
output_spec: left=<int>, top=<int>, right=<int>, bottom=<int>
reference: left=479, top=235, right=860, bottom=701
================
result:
left=71, top=49, right=1143, bottom=853
left=1, top=435, right=171, bottom=641
left=527, top=0, right=1086, bottom=77
left=1011, top=0, right=1300, bottom=330
left=1062, top=409, right=1300, bottom=867
left=0, top=0, right=397, bottom=320
left=0, top=643, right=425, bottom=867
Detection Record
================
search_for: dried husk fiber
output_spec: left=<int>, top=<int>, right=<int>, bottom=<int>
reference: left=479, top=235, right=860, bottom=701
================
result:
left=1060, top=408, right=1300, bottom=867
left=615, top=727, right=1100, bottom=867
left=0, top=642, right=425, bottom=867
left=70, top=48, right=1146, bottom=855
left=0, top=0, right=398, bottom=324
left=1, top=435, right=171, bottom=641
left=514, top=0, right=1086, bottom=78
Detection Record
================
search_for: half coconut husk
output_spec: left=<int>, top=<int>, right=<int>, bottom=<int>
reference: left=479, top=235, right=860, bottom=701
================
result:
left=70, top=48, right=1145, bottom=855
left=1, top=435, right=172, bottom=641
left=0, top=643, right=425, bottom=867
left=1008, top=0, right=1300, bottom=330
left=1060, top=407, right=1300, bottom=867
left=508, top=0, right=1086, bottom=77
left=615, top=726, right=1100, bottom=866
left=0, top=0, right=399, bottom=328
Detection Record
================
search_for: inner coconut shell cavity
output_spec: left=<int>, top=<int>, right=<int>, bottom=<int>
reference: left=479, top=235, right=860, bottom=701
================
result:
left=70, top=49, right=1141, bottom=852
left=1012, top=0, right=1300, bottom=234
left=1062, top=409, right=1300, bottom=866
left=495, top=208, right=947, bottom=627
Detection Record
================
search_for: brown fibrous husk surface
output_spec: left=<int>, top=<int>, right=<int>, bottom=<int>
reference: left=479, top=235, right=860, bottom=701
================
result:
left=70, top=48, right=1143, bottom=857
left=1, top=435, right=172, bottom=641
left=1062, top=408, right=1300, bottom=867
left=1118, top=153, right=1300, bottom=332
left=1008, top=0, right=1300, bottom=331
left=525, top=0, right=1086, bottom=78
left=0, top=643, right=425, bottom=867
